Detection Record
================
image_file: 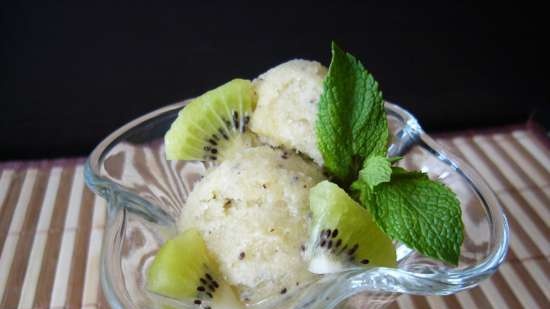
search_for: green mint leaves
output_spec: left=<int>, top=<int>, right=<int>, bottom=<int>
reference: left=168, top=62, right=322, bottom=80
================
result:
left=316, top=42, right=388, bottom=184
left=357, top=156, right=392, bottom=189
left=317, top=42, right=464, bottom=265
left=353, top=167, right=463, bottom=265
left=350, top=156, right=391, bottom=208
left=373, top=170, right=463, bottom=265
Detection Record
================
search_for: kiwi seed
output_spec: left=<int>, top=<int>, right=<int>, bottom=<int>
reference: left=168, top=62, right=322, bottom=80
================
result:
left=348, top=244, right=359, bottom=256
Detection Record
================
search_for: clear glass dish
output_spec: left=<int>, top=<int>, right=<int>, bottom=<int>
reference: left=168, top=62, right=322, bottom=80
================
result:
left=85, top=101, right=509, bottom=309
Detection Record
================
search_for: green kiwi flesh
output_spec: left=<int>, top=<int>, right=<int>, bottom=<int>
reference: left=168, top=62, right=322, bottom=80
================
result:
left=164, top=79, right=257, bottom=161
left=147, top=229, right=244, bottom=309
left=306, top=181, right=396, bottom=273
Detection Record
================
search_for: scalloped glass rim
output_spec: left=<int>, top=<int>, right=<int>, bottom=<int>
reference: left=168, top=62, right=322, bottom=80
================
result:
left=85, top=101, right=509, bottom=309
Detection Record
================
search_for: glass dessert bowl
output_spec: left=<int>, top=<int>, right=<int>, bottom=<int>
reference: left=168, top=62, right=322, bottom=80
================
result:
left=85, top=101, right=509, bottom=309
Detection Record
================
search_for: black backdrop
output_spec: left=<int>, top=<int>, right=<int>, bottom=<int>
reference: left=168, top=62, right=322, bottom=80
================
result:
left=1, top=1, right=548, bottom=161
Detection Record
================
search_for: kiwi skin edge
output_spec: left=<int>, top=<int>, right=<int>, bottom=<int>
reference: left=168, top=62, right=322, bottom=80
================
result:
left=164, top=78, right=257, bottom=162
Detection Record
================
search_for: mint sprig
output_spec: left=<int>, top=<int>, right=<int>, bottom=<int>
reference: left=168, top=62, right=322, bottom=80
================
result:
left=316, top=42, right=388, bottom=184
left=317, top=42, right=464, bottom=265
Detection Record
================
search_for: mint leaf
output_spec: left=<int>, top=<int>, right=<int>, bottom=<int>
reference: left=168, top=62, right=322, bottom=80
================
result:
left=351, top=156, right=391, bottom=208
left=316, top=42, right=388, bottom=183
left=371, top=170, right=463, bottom=265
left=390, top=166, right=428, bottom=178
left=388, top=156, right=403, bottom=164
left=359, top=156, right=392, bottom=189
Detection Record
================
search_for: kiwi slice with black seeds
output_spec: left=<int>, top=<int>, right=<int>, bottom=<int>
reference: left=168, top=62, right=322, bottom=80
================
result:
left=305, top=181, right=396, bottom=274
left=147, top=229, right=244, bottom=309
left=165, top=79, right=257, bottom=161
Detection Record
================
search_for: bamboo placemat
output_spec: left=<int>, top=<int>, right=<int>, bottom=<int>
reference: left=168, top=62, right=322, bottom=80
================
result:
left=0, top=126, right=548, bottom=309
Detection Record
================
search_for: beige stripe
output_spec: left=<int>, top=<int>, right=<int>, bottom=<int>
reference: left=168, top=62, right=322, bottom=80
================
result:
left=455, top=290, right=478, bottom=309
left=7, top=170, right=38, bottom=234
left=157, top=144, right=187, bottom=209
left=92, top=196, right=107, bottom=228
left=523, top=258, right=550, bottom=300
left=426, top=295, right=447, bottom=308
left=82, top=196, right=107, bottom=306
left=133, top=147, right=171, bottom=207
left=143, top=146, right=179, bottom=204
left=66, top=185, right=96, bottom=307
left=32, top=166, right=75, bottom=308
left=451, top=137, right=508, bottom=192
left=18, top=234, right=48, bottom=309
left=0, top=171, right=25, bottom=260
left=2, top=168, right=50, bottom=309
left=0, top=169, right=37, bottom=301
left=494, top=134, right=550, bottom=186
left=512, top=131, right=550, bottom=173
left=498, top=192, right=549, bottom=256
left=50, top=165, right=85, bottom=307
left=82, top=229, right=104, bottom=305
left=0, top=236, right=21, bottom=298
left=97, top=288, right=109, bottom=309
left=120, top=144, right=137, bottom=183
left=544, top=185, right=550, bottom=199
left=499, top=263, right=541, bottom=308
left=0, top=170, right=14, bottom=213
left=8, top=169, right=38, bottom=234
left=50, top=230, right=76, bottom=304
left=396, top=295, right=418, bottom=309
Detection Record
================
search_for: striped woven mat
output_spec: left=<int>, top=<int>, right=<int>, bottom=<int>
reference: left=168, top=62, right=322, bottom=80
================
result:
left=0, top=126, right=548, bottom=309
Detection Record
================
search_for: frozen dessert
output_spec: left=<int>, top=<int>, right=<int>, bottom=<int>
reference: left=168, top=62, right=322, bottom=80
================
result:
left=250, top=60, right=327, bottom=165
left=179, top=146, right=324, bottom=303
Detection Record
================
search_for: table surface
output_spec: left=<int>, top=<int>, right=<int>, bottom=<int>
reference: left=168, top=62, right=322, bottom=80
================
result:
left=0, top=125, right=548, bottom=309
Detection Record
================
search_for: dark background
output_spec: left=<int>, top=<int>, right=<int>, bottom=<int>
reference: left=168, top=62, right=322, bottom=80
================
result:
left=1, top=1, right=548, bottom=161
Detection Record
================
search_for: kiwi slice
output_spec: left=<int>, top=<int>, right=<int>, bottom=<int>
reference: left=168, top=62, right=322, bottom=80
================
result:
left=165, top=79, right=257, bottom=161
left=305, top=181, right=396, bottom=274
left=147, top=229, right=244, bottom=309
